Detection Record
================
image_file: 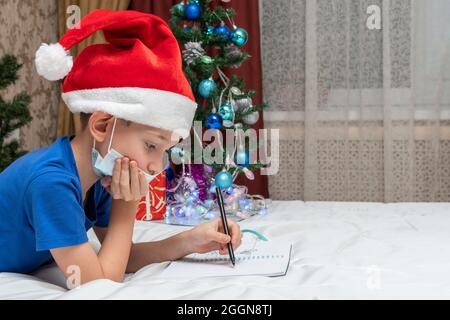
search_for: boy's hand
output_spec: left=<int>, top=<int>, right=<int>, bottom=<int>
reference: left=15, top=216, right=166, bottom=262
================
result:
left=100, top=158, right=148, bottom=202
left=186, top=218, right=243, bottom=255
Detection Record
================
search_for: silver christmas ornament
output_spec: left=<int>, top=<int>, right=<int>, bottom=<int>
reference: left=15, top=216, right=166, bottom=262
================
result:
left=224, top=45, right=244, bottom=68
left=236, top=97, right=252, bottom=111
left=182, top=42, right=205, bottom=65
left=243, top=110, right=260, bottom=125
left=231, top=99, right=239, bottom=112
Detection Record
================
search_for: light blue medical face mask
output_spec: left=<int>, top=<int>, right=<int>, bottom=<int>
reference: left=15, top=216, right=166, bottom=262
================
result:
left=91, top=118, right=123, bottom=178
left=91, top=118, right=168, bottom=184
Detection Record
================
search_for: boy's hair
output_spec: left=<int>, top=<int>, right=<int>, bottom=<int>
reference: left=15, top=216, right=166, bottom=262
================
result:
left=80, top=113, right=131, bottom=130
left=80, top=113, right=92, bottom=130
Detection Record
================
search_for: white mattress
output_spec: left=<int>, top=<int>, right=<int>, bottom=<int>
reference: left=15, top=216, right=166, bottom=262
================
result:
left=1, top=201, right=450, bottom=300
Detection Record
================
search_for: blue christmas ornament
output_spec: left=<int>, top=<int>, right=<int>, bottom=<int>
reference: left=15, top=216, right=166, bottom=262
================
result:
left=219, top=102, right=234, bottom=121
left=205, top=113, right=223, bottom=129
left=230, top=27, right=248, bottom=46
left=175, top=207, right=186, bottom=218
left=214, top=24, right=230, bottom=42
left=198, top=79, right=216, bottom=98
left=215, top=171, right=233, bottom=189
left=235, top=150, right=250, bottom=167
left=184, top=3, right=202, bottom=20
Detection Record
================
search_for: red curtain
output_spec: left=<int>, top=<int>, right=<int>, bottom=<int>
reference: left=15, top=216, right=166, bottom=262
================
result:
left=129, top=0, right=269, bottom=198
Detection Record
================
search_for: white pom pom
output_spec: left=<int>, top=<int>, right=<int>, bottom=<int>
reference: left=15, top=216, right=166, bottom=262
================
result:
left=35, top=43, right=73, bottom=81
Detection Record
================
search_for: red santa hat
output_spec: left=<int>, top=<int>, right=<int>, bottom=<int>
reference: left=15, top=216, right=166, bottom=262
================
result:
left=35, top=10, right=197, bottom=138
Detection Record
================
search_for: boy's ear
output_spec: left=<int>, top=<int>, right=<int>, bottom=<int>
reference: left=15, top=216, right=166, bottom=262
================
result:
left=88, top=112, right=114, bottom=143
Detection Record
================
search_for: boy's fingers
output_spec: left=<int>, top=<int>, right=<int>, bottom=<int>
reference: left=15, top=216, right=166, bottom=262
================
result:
left=209, top=230, right=230, bottom=244
left=111, top=159, right=122, bottom=199
left=120, top=158, right=131, bottom=200
left=129, top=161, right=140, bottom=200
left=228, top=222, right=241, bottom=249
left=215, top=218, right=225, bottom=233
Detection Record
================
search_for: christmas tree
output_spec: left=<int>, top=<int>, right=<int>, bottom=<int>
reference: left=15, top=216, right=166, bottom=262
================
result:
left=164, top=0, right=269, bottom=224
left=170, top=0, right=268, bottom=180
left=0, top=55, right=32, bottom=172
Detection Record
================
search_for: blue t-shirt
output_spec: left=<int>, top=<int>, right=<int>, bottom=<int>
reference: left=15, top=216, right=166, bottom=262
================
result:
left=0, top=136, right=111, bottom=273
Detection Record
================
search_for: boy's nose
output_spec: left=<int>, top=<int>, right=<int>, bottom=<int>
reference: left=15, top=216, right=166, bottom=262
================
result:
left=146, top=163, right=159, bottom=175
left=146, top=153, right=168, bottom=175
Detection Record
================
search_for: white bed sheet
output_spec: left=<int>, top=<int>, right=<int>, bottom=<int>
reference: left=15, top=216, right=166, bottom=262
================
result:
left=1, top=201, right=450, bottom=300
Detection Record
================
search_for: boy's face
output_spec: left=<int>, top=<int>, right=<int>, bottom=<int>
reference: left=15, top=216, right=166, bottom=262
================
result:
left=97, top=118, right=179, bottom=175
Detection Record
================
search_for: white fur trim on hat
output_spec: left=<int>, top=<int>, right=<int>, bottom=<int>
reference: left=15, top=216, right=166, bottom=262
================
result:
left=62, top=87, right=197, bottom=138
left=35, top=43, right=73, bottom=81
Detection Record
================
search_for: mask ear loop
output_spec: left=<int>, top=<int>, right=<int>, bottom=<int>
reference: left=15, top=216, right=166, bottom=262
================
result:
left=93, top=117, right=118, bottom=152
left=108, top=117, right=118, bottom=152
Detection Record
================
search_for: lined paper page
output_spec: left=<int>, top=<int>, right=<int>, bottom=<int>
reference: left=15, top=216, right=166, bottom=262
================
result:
left=159, top=236, right=292, bottom=278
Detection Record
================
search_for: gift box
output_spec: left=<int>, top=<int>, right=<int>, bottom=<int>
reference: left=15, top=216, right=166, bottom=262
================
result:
left=135, top=171, right=167, bottom=221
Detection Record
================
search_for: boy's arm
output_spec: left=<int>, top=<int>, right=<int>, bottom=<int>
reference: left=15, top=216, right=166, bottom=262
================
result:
left=125, top=219, right=242, bottom=273
left=94, top=225, right=194, bottom=273
left=51, top=199, right=137, bottom=285
left=51, top=157, right=148, bottom=286
left=94, top=222, right=193, bottom=273
left=93, top=226, right=107, bottom=243
left=93, top=225, right=194, bottom=273
left=125, top=230, right=194, bottom=273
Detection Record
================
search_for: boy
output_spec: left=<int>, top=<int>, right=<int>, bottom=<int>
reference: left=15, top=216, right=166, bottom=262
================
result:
left=0, top=10, right=242, bottom=285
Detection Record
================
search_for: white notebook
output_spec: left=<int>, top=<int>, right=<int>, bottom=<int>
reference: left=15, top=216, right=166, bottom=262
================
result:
left=159, top=235, right=292, bottom=278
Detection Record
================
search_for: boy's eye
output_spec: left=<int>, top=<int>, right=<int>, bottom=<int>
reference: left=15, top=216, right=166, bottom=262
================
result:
left=145, top=142, right=157, bottom=151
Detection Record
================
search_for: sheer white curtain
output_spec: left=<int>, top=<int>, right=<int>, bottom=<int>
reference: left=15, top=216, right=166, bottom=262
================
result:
left=261, top=0, right=450, bottom=202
